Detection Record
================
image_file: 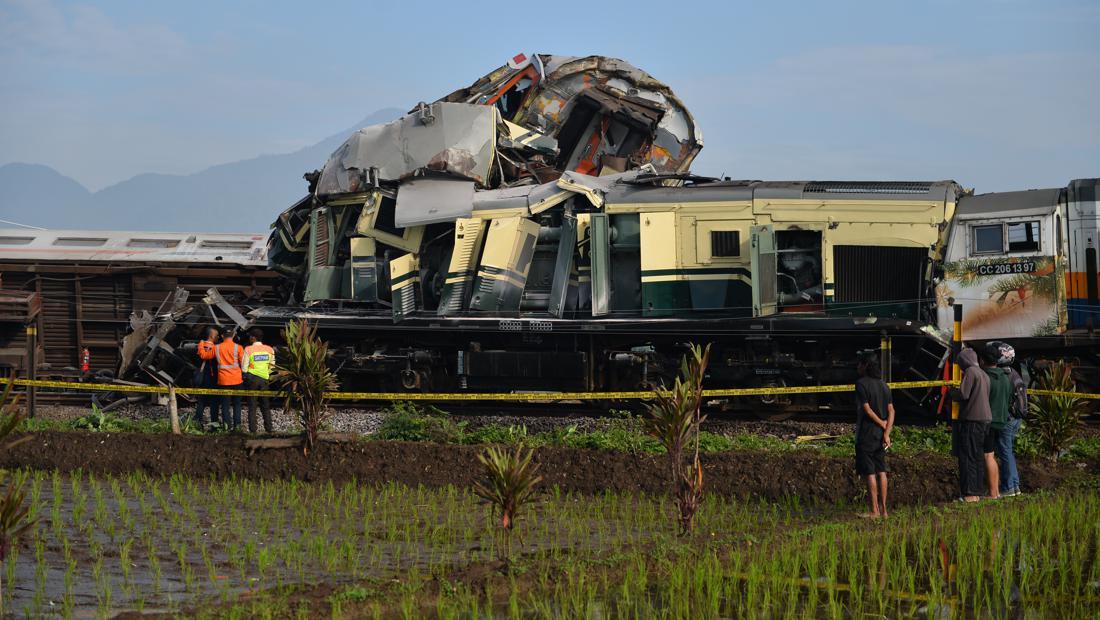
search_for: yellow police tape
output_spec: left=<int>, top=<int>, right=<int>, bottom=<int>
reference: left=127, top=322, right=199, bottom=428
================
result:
left=9, top=377, right=970, bottom=401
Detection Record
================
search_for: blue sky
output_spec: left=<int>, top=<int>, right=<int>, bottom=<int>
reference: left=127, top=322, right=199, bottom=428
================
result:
left=1, top=0, right=1097, bottom=192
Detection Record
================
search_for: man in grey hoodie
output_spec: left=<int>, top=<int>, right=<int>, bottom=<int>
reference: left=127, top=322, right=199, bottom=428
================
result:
left=952, top=347, right=991, bottom=502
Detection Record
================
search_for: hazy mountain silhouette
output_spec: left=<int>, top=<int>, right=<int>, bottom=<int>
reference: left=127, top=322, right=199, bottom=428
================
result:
left=0, top=108, right=402, bottom=233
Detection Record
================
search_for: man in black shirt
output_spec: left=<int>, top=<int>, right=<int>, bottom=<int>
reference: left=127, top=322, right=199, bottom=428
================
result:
left=855, top=352, right=895, bottom=518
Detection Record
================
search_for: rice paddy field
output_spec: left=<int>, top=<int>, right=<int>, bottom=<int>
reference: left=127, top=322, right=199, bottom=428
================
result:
left=3, top=467, right=1098, bottom=619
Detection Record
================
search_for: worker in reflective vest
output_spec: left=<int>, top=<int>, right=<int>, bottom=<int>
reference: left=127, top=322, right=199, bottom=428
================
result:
left=198, top=327, right=245, bottom=430
left=193, top=326, right=223, bottom=427
left=243, top=328, right=275, bottom=434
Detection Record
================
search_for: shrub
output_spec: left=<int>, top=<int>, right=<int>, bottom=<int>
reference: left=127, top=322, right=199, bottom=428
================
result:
left=271, top=320, right=339, bottom=455
left=561, top=418, right=661, bottom=454
left=473, top=444, right=543, bottom=561
left=1028, top=361, right=1087, bottom=461
left=642, top=343, right=711, bottom=535
left=375, top=402, right=466, bottom=443
left=463, top=423, right=529, bottom=446
left=69, top=404, right=128, bottom=433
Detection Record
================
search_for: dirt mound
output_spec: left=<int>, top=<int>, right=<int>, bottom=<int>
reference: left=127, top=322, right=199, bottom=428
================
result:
left=0, top=431, right=1076, bottom=506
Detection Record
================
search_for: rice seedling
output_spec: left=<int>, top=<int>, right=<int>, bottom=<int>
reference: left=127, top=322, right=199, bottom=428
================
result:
left=4, top=455, right=1097, bottom=619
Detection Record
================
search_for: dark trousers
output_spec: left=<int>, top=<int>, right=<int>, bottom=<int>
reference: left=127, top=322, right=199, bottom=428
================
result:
left=194, top=394, right=222, bottom=425
left=956, top=421, right=989, bottom=497
left=219, top=383, right=243, bottom=430
left=244, top=374, right=273, bottom=434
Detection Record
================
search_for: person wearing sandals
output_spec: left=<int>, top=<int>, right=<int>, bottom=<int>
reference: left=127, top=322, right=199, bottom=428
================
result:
left=951, top=347, right=990, bottom=502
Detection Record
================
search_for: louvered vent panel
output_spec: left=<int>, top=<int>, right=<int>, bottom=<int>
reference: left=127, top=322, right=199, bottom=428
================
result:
left=39, top=279, right=76, bottom=367
left=312, top=212, right=331, bottom=268
left=834, top=246, right=926, bottom=303
left=805, top=182, right=932, bottom=195
left=80, top=276, right=132, bottom=372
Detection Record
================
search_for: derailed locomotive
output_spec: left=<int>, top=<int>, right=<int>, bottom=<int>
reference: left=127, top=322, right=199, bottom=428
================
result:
left=122, top=53, right=1098, bottom=416
left=255, top=53, right=968, bottom=416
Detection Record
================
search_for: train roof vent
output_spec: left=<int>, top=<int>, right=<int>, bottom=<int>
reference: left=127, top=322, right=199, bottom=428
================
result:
left=53, top=237, right=107, bottom=246
left=199, top=239, right=254, bottom=250
left=127, top=238, right=180, bottom=248
left=804, top=181, right=932, bottom=195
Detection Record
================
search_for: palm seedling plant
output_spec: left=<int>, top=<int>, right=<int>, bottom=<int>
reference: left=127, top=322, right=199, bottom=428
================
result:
left=642, top=343, right=711, bottom=535
left=473, top=445, right=543, bottom=562
left=1028, top=360, right=1087, bottom=460
left=0, top=377, right=34, bottom=615
left=271, top=320, right=339, bottom=454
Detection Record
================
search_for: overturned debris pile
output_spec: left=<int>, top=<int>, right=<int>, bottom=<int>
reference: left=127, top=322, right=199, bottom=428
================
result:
left=267, top=53, right=703, bottom=310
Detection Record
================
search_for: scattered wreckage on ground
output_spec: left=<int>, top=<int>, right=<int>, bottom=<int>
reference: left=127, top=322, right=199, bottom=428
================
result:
left=113, top=53, right=1099, bottom=418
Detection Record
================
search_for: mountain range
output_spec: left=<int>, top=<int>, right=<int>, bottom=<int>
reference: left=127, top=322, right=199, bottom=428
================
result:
left=0, top=108, right=403, bottom=233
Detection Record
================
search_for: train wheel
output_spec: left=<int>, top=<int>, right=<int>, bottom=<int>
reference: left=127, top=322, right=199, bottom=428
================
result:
left=751, top=378, right=808, bottom=422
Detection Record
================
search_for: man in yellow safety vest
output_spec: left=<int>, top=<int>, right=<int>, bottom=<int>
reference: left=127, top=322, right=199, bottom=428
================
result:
left=243, top=328, right=275, bottom=434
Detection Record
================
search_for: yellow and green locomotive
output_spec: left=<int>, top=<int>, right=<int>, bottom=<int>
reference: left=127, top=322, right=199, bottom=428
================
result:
left=249, top=53, right=1096, bottom=414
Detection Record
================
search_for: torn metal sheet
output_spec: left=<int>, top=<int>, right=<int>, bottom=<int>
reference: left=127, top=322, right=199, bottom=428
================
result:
left=471, top=179, right=574, bottom=217
left=317, top=102, right=498, bottom=195
left=501, top=120, right=557, bottom=155
left=394, top=177, right=476, bottom=227
left=556, top=165, right=656, bottom=209
left=203, top=288, right=251, bottom=331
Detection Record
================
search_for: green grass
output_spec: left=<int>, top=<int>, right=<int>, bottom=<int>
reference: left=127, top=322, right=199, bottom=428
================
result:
left=377, top=404, right=969, bottom=459
left=18, top=408, right=209, bottom=435
left=18, top=401, right=1100, bottom=463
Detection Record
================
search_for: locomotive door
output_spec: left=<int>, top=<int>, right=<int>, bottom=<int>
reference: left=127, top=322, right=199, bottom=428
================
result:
left=751, top=225, right=778, bottom=316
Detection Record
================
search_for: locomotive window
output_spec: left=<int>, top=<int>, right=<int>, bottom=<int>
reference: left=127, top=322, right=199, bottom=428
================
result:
left=972, top=225, right=1004, bottom=255
left=711, top=230, right=741, bottom=257
left=1007, top=221, right=1040, bottom=252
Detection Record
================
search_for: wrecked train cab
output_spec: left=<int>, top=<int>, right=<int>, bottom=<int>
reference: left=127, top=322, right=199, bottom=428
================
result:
left=267, top=53, right=703, bottom=308
left=438, top=53, right=702, bottom=178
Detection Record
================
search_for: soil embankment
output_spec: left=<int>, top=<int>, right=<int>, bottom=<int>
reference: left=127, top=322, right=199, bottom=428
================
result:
left=1, top=431, right=1079, bottom=506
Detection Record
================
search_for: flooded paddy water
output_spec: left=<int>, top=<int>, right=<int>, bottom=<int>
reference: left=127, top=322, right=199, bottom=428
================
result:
left=2, top=466, right=1097, bottom=618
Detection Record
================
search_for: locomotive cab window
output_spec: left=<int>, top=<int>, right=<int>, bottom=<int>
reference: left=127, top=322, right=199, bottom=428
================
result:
left=972, top=224, right=1004, bottom=255
left=710, top=230, right=741, bottom=257
left=1007, top=221, right=1040, bottom=253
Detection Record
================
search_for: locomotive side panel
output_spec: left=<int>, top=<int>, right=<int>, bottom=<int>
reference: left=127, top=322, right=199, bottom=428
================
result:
left=1066, top=178, right=1100, bottom=329
left=937, top=188, right=1065, bottom=340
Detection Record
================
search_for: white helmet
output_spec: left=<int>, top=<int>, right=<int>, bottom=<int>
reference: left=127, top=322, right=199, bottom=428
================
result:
left=986, top=341, right=1015, bottom=366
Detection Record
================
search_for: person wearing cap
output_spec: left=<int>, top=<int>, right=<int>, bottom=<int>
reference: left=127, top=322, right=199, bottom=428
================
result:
left=199, top=327, right=245, bottom=430
left=979, top=346, right=1007, bottom=500
left=988, top=341, right=1025, bottom=496
left=243, top=328, right=275, bottom=434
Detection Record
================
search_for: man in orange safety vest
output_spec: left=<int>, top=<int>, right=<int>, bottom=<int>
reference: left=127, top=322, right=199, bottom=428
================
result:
left=199, top=326, right=245, bottom=430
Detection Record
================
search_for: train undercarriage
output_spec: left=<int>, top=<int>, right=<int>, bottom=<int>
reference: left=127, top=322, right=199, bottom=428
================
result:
left=247, top=306, right=950, bottom=420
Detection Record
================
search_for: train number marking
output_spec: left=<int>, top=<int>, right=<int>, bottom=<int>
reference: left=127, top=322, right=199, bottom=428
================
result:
left=975, top=261, right=1037, bottom=276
